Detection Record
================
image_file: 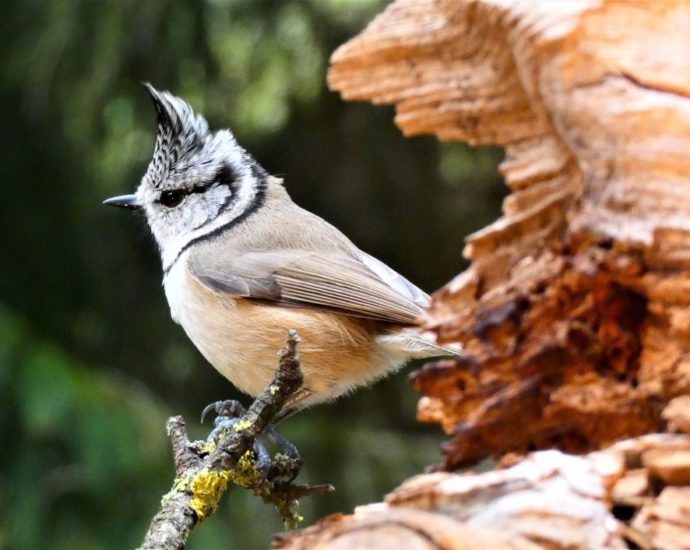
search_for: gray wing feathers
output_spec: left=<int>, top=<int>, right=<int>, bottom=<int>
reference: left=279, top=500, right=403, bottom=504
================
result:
left=188, top=248, right=428, bottom=324
left=358, top=252, right=429, bottom=309
left=195, top=270, right=278, bottom=300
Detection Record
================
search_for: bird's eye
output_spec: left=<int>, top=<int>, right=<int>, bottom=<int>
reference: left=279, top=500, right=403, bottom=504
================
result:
left=159, top=189, right=186, bottom=208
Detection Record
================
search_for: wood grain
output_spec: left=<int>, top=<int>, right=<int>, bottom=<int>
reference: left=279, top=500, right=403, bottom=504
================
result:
left=329, top=0, right=690, bottom=469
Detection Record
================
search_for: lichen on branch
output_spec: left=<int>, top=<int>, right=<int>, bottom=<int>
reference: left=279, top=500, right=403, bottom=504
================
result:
left=138, top=330, right=333, bottom=550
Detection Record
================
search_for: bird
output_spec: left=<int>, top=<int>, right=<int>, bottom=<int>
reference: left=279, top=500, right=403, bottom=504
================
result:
left=104, top=84, right=457, bottom=417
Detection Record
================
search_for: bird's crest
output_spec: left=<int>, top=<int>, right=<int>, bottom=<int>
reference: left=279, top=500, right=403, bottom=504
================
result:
left=143, top=83, right=211, bottom=189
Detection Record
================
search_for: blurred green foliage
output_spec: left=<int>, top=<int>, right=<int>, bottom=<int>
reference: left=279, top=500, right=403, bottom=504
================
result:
left=0, top=0, right=505, bottom=548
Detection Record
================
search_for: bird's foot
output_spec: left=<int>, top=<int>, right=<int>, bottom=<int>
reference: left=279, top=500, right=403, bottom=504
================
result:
left=201, top=399, right=302, bottom=481
left=263, top=423, right=302, bottom=482
left=201, top=399, right=246, bottom=424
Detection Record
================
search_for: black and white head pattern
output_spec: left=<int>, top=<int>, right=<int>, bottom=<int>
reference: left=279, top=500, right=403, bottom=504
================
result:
left=136, top=84, right=267, bottom=270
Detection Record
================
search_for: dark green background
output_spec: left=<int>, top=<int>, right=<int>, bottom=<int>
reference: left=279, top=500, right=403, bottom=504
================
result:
left=0, top=1, right=504, bottom=548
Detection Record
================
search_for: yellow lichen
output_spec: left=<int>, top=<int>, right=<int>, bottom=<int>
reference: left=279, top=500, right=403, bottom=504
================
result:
left=225, top=450, right=261, bottom=487
left=269, top=385, right=279, bottom=395
left=273, top=498, right=303, bottom=530
left=221, top=450, right=304, bottom=529
left=188, top=468, right=233, bottom=520
left=184, top=450, right=265, bottom=521
left=170, top=448, right=305, bottom=529
left=160, top=475, right=190, bottom=507
left=232, top=419, right=252, bottom=432
left=160, top=487, right=177, bottom=507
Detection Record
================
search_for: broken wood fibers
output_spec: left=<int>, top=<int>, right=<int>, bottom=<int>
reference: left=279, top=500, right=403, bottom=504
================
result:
left=274, top=415, right=690, bottom=549
left=328, top=0, right=690, bottom=470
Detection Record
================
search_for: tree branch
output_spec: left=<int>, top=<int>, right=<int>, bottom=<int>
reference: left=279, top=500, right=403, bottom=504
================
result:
left=138, top=330, right=332, bottom=550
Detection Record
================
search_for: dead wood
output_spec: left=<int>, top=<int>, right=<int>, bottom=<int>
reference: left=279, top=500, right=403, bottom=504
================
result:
left=272, top=0, right=690, bottom=548
left=329, top=0, right=690, bottom=470
left=275, top=398, right=690, bottom=550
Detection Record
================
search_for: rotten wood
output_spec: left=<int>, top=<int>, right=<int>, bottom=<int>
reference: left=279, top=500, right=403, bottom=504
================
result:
left=274, top=398, right=690, bottom=550
left=328, top=0, right=690, bottom=469
left=272, top=1, right=690, bottom=547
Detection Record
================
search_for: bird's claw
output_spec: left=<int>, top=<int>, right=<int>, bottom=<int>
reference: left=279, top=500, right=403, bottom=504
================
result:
left=200, top=398, right=302, bottom=481
left=200, top=399, right=246, bottom=424
left=206, top=416, right=241, bottom=443
left=265, top=424, right=301, bottom=464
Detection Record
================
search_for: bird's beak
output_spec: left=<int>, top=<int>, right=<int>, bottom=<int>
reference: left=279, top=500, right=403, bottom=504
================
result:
left=103, top=194, right=141, bottom=210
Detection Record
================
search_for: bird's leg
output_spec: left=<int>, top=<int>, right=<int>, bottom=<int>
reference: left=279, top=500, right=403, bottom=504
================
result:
left=263, top=424, right=302, bottom=482
left=200, top=398, right=305, bottom=478
left=200, top=384, right=313, bottom=477
left=201, top=399, right=273, bottom=474
left=201, top=399, right=247, bottom=443
left=258, top=389, right=315, bottom=481
left=201, top=399, right=246, bottom=424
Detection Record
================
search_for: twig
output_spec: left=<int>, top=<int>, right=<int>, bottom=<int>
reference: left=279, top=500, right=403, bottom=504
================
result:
left=138, top=330, right=332, bottom=550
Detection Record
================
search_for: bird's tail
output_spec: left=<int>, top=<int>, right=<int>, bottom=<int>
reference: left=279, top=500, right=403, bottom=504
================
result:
left=376, top=329, right=461, bottom=360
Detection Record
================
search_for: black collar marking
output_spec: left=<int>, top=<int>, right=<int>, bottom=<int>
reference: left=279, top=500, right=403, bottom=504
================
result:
left=163, top=164, right=268, bottom=275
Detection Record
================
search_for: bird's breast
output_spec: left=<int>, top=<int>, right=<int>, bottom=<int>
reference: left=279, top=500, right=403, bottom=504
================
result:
left=162, top=258, right=401, bottom=403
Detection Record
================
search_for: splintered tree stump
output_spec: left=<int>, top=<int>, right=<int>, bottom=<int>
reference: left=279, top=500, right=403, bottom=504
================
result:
left=328, top=0, right=690, bottom=469
left=275, top=1, right=690, bottom=548
left=274, top=411, right=690, bottom=549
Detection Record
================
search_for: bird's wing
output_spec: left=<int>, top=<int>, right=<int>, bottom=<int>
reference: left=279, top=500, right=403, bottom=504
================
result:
left=188, top=247, right=429, bottom=324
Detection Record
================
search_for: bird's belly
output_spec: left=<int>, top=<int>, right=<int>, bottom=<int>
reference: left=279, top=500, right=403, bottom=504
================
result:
left=164, top=263, right=397, bottom=402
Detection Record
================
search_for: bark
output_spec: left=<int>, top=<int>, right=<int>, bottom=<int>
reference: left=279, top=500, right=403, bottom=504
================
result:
left=275, top=399, right=690, bottom=549
left=329, top=0, right=690, bottom=470
left=138, top=331, right=331, bottom=550
left=275, top=0, right=690, bottom=547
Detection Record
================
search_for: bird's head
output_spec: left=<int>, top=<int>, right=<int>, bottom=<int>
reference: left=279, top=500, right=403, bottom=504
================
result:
left=104, top=84, right=267, bottom=269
